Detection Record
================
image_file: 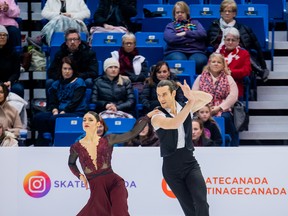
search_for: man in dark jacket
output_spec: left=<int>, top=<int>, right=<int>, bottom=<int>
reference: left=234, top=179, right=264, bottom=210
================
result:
left=47, top=28, right=98, bottom=92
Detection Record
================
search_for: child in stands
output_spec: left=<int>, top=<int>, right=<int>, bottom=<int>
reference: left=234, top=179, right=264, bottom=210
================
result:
left=196, top=104, right=222, bottom=146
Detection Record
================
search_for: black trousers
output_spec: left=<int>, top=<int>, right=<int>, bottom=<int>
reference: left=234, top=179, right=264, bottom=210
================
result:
left=162, top=148, right=209, bottom=216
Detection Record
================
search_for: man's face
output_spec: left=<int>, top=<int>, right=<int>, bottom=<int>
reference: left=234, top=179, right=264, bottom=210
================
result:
left=156, top=86, right=176, bottom=109
left=66, top=33, right=81, bottom=52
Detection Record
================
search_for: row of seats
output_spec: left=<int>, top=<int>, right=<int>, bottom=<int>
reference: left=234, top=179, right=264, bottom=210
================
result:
left=52, top=116, right=229, bottom=147
left=142, top=3, right=269, bottom=50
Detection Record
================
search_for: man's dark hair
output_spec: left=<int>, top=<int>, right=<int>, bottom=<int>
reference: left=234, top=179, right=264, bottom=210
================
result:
left=157, top=80, right=177, bottom=93
left=64, top=28, right=81, bottom=41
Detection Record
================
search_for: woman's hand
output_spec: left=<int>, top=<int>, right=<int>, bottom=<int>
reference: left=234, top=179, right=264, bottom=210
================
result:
left=211, top=106, right=222, bottom=116
left=147, top=109, right=161, bottom=118
left=79, top=174, right=89, bottom=190
left=176, top=32, right=186, bottom=37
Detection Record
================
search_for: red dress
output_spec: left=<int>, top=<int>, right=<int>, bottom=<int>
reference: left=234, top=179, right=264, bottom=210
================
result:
left=68, top=116, right=149, bottom=216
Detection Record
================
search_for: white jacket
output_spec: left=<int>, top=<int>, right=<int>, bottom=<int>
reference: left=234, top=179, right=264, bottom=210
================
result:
left=41, top=0, right=90, bottom=21
left=111, top=51, right=145, bottom=75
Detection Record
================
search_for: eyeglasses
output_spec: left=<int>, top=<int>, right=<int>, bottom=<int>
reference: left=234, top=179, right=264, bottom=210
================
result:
left=224, top=38, right=238, bottom=43
left=66, top=38, right=80, bottom=42
left=0, top=34, right=8, bottom=38
left=123, top=42, right=135, bottom=46
left=221, top=10, right=235, bottom=14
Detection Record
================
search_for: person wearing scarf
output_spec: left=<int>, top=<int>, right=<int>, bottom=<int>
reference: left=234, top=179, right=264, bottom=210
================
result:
left=192, top=53, right=239, bottom=146
left=217, top=27, right=251, bottom=99
left=163, top=1, right=207, bottom=74
left=110, top=32, right=148, bottom=85
left=207, top=0, right=268, bottom=79
left=32, top=56, right=87, bottom=146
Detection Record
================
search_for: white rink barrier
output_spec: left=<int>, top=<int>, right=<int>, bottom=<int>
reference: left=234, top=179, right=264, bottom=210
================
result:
left=0, top=147, right=288, bottom=216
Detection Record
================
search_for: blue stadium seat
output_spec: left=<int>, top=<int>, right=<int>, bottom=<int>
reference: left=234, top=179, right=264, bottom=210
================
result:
left=189, top=4, right=220, bottom=30
left=98, top=60, right=103, bottom=75
left=167, top=0, right=204, bottom=4
left=135, top=32, right=165, bottom=67
left=131, top=0, right=163, bottom=24
left=166, top=60, right=197, bottom=86
left=53, top=117, right=84, bottom=146
left=213, top=117, right=231, bottom=147
left=142, top=4, right=173, bottom=32
left=209, top=0, right=245, bottom=4
left=104, top=118, right=136, bottom=134
left=84, top=0, right=99, bottom=26
left=237, top=4, right=269, bottom=50
left=133, top=88, right=143, bottom=118
left=91, top=32, right=124, bottom=63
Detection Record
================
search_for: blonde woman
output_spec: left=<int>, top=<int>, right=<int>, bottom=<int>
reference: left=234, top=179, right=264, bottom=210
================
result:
left=192, top=52, right=239, bottom=146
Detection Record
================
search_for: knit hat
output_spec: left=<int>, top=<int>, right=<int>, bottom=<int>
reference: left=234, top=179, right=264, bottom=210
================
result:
left=103, top=57, right=120, bottom=72
left=0, top=25, right=8, bottom=35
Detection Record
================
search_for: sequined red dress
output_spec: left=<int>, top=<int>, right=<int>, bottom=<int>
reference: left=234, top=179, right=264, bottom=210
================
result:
left=68, top=116, right=149, bottom=216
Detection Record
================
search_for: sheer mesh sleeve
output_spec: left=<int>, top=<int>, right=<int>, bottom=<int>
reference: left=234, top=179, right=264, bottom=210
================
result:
left=107, top=116, right=150, bottom=145
left=68, top=146, right=81, bottom=179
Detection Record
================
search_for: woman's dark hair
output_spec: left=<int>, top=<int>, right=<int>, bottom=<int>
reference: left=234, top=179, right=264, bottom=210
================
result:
left=59, top=56, right=79, bottom=79
left=192, top=118, right=207, bottom=140
left=147, top=61, right=171, bottom=86
left=98, top=116, right=108, bottom=135
left=87, top=111, right=100, bottom=122
left=0, top=82, right=9, bottom=102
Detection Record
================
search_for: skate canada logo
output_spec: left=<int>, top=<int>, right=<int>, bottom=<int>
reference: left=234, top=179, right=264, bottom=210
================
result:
left=23, top=170, right=51, bottom=198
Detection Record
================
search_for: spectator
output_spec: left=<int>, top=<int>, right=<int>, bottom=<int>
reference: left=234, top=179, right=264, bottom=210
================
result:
left=92, top=0, right=137, bottom=32
left=0, top=82, right=23, bottom=137
left=111, top=32, right=148, bottom=92
left=27, top=0, right=90, bottom=47
left=163, top=1, right=207, bottom=74
left=0, top=0, right=21, bottom=48
left=217, top=27, right=251, bottom=99
left=192, top=118, right=214, bottom=147
left=196, top=105, right=222, bottom=146
left=207, top=0, right=269, bottom=80
left=192, top=52, right=239, bottom=146
left=124, top=116, right=160, bottom=147
left=91, top=57, right=135, bottom=115
left=32, top=57, right=87, bottom=146
left=140, top=61, right=185, bottom=114
left=0, top=25, right=23, bottom=98
left=47, top=28, right=98, bottom=91
left=0, top=123, right=18, bottom=147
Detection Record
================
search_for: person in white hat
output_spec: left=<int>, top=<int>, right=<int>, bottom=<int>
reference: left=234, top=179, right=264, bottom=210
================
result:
left=91, top=57, right=135, bottom=115
left=0, top=25, right=24, bottom=98
left=0, top=0, right=21, bottom=47
left=150, top=79, right=211, bottom=216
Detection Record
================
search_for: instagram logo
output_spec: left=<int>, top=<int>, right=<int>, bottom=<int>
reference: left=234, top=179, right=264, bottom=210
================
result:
left=162, top=179, right=176, bottom=198
left=23, top=171, right=51, bottom=198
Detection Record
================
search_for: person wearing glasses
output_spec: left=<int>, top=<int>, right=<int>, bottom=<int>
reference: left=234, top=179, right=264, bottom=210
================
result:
left=207, top=0, right=269, bottom=80
left=27, top=0, right=90, bottom=48
left=0, top=25, right=23, bottom=98
left=0, top=0, right=21, bottom=48
left=110, top=32, right=148, bottom=92
left=45, top=28, right=98, bottom=106
left=217, top=27, right=251, bottom=100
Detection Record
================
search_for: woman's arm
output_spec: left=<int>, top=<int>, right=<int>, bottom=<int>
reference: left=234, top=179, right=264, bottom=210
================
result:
left=68, top=147, right=82, bottom=179
left=68, top=0, right=90, bottom=20
left=219, top=76, right=238, bottom=110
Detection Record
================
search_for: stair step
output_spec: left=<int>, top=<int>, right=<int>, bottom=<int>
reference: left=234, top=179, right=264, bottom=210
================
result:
left=257, top=86, right=288, bottom=101
left=249, top=101, right=288, bottom=109
left=239, top=116, right=288, bottom=140
left=268, top=71, right=288, bottom=79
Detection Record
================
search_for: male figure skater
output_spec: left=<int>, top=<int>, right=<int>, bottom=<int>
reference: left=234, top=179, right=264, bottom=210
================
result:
left=151, top=80, right=211, bottom=216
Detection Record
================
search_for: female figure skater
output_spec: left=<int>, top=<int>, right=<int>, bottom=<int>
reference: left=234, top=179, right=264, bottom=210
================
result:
left=68, top=110, right=157, bottom=216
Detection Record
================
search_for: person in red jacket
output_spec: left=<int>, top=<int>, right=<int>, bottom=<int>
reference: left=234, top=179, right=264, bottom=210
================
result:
left=217, top=27, right=251, bottom=99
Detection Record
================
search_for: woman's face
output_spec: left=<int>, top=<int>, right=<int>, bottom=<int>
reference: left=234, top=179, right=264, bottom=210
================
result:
left=122, top=37, right=136, bottom=53
left=105, top=66, right=120, bottom=80
left=224, top=33, right=239, bottom=51
left=192, top=121, right=202, bottom=141
left=139, top=124, right=149, bottom=136
left=198, top=106, right=210, bottom=122
left=156, top=64, right=170, bottom=81
left=62, top=63, right=73, bottom=79
left=0, top=86, right=5, bottom=104
left=0, top=33, right=8, bottom=48
left=97, top=122, right=105, bottom=136
left=174, top=6, right=187, bottom=21
left=209, top=56, right=224, bottom=74
left=221, top=5, right=236, bottom=23
left=82, top=113, right=98, bottom=133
